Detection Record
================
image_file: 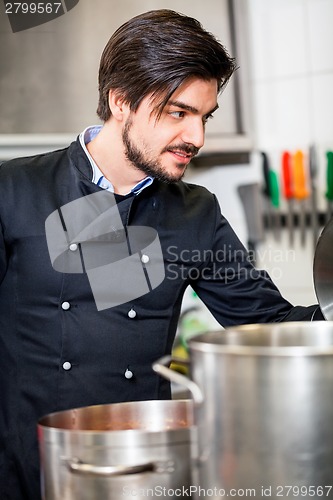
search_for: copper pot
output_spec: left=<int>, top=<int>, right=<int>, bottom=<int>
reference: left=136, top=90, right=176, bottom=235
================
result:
left=38, top=399, right=194, bottom=500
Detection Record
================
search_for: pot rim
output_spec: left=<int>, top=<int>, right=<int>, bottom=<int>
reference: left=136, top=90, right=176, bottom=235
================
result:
left=189, top=322, right=333, bottom=356
left=37, top=399, right=194, bottom=444
left=189, top=343, right=333, bottom=356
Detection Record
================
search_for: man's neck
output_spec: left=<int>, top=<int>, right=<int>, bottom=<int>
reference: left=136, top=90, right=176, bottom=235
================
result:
left=86, top=123, right=147, bottom=195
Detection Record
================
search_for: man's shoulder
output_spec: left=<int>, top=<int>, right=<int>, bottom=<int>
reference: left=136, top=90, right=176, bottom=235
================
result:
left=0, top=146, right=70, bottom=178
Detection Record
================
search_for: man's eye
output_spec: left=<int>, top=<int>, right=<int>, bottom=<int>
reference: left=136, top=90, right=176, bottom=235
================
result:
left=170, top=111, right=185, bottom=118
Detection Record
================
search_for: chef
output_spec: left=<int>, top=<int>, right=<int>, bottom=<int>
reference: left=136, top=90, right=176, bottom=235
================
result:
left=0, top=9, right=324, bottom=500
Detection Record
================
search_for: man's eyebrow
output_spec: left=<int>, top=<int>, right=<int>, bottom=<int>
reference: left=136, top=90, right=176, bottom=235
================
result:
left=168, top=100, right=219, bottom=116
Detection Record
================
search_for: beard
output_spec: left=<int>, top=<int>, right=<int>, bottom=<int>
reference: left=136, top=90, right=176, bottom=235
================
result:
left=122, top=117, right=199, bottom=183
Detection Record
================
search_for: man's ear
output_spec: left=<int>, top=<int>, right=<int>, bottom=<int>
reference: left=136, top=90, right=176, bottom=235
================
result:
left=108, top=90, right=130, bottom=121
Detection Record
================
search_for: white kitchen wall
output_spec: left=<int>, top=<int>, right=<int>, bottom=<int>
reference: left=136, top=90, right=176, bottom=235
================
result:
left=245, top=0, right=333, bottom=306
left=186, top=0, right=333, bottom=310
left=248, top=0, right=333, bottom=202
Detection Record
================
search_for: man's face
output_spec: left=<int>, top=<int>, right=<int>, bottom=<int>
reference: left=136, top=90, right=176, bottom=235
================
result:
left=122, top=77, right=218, bottom=183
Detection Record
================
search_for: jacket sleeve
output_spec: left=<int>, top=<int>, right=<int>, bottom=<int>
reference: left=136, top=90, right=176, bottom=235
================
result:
left=0, top=163, right=8, bottom=285
left=281, top=304, right=324, bottom=321
left=0, top=218, right=6, bottom=285
left=191, top=195, right=324, bottom=326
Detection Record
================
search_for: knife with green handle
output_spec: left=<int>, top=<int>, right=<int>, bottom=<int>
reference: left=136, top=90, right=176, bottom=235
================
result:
left=325, top=151, right=333, bottom=224
left=269, top=168, right=281, bottom=241
left=261, top=152, right=280, bottom=241
left=261, top=152, right=274, bottom=235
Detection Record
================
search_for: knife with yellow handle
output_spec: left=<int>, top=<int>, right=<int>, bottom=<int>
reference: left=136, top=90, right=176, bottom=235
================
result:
left=293, top=150, right=309, bottom=247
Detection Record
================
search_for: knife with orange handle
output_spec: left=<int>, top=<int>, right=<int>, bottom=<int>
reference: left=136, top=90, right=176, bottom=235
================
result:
left=293, top=150, right=309, bottom=246
left=281, top=151, right=294, bottom=246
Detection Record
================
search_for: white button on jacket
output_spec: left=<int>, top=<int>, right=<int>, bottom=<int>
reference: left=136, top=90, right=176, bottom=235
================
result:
left=124, top=368, right=133, bottom=379
left=128, top=308, right=137, bottom=319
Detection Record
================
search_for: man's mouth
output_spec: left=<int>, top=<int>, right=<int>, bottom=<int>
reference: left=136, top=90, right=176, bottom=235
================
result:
left=165, top=145, right=199, bottom=162
left=172, top=150, right=192, bottom=159
left=168, top=150, right=194, bottom=165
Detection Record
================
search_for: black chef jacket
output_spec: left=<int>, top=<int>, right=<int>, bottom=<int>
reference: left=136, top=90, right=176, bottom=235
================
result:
left=0, top=137, right=322, bottom=499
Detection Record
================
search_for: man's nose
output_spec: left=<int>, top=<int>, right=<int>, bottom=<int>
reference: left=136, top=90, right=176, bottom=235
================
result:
left=181, top=120, right=205, bottom=149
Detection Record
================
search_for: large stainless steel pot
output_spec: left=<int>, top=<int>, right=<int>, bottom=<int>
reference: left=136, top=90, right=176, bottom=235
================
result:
left=153, top=323, right=333, bottom=499
left=38, top=399, right=194, bottom=500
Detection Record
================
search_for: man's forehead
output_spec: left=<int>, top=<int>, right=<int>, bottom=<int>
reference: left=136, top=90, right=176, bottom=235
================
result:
left=147, top=77, right=219, bottom=114
left=169, top=78, right=218, bottom=110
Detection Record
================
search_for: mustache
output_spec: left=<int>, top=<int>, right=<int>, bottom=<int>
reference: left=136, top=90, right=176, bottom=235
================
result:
left=163, top=144, right=200, bottom=157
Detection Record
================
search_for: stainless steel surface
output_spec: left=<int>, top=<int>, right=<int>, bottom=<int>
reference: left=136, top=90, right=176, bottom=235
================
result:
left=314, top=218, right=333, bottom=319
left=154, top=323, right=333, bottom=499
left=38, top=399, right=194, bottom=500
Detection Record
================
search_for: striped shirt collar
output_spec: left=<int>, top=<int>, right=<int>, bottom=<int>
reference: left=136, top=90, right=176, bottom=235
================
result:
left=79, top=125, right=154, bottom=195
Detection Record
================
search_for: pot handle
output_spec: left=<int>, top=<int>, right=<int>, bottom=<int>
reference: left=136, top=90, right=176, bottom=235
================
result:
left=66, top=458, right=155, bottom=476
left=152, top=355, right=204, bottom=405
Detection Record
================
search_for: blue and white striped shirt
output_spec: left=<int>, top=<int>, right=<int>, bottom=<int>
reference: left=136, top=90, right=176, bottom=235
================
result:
left=79, top=125, right=154, bottom=195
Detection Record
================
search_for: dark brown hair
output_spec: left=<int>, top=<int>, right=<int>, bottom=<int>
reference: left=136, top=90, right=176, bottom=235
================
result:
left=97, top=9, right=236, bottom=122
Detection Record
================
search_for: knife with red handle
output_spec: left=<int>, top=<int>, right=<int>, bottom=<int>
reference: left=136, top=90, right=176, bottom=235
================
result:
left=281, top=151, right=294, bottom=245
